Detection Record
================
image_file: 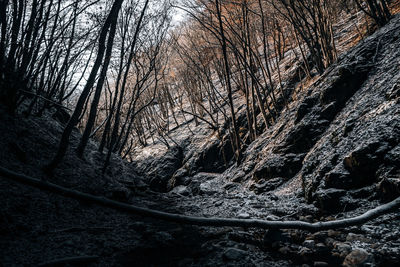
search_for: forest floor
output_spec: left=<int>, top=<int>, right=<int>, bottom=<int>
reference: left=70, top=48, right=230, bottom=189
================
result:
left=0, top=105, right=313, bottom=267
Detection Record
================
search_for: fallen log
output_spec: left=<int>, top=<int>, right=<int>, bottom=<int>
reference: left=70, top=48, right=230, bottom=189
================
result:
left=1, top=166, right=399, bottom=232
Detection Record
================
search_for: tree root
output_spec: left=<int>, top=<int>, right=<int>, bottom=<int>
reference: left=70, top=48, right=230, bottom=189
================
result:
left=1, top=166, right=400, bottom=232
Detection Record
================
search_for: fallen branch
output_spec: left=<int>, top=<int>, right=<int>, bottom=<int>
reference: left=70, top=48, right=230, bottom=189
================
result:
left=19, top=90, right=72, bottom=111
left=1, top=166, right=399, bottom=232
left=50, top=226, right=113, bottom=234
left=38, top=255, right=99, bottom=266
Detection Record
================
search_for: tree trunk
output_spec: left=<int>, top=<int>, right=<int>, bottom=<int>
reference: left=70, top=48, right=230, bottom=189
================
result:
left=77, top=6, right=119, bottom=158
left=215, top=0, right=241, bottom=163
left=45, top=0, right=125, bottom=173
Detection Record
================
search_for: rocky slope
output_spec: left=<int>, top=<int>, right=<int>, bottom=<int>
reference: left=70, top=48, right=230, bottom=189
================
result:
left=129, top=13, right=400, bottom=266
left=134, top=13, right=400, bottom=211
left=0, top=13, right=400, bottom=267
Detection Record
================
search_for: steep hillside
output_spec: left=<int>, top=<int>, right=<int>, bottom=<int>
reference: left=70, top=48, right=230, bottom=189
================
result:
left=128, top=13, right=400, bottom=266
left=238, top=12, right=400, bottom=210
left=133, top=15, right=400, bottom=210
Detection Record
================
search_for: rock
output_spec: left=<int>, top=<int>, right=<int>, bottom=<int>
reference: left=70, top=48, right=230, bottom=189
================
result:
left=188, top=181, right=201, bottom=195
left=315, top=242, right=328, bottom=253
left=242, top=160, right=256, bottom=173
left=224, top=182, right=239, bottom=191
left=343, top=118, right=356, bottom=136
left=278, top=246, right=291, bottom=255
left=333, top=242, right=352, bottom=258
left=378, top=177, right=400, bottom=200
left=253, top=153, right=304, bottom=181
left=324, top=169, right=351, bottom=189
left=384, top=145, right=400, bottom=165
left=147, top=146, right=184, bottom=192
left=327, top=230, right=341, bottom=237
left=167, top=167, right=190, bottom=190
left=320, top=65, right=371, bottom=106
left=199, top=138, right=233, bottom=173
left=171, top=185, right=190, bottom=196
left=266, top=215, right=280, bottom=221
left=315, top=188, right=347, bottom=212
left=133, top=178, right=148, bottom=191
left=343, top=249, right=373, bottom=267
left=295, top=97, right=316, bottom=123
left=263, top=229, right=290, bottom=244
left=297, top=22, right=400, bottom=203
left=299, top=247, right=314, bottom=260
left=214, top=200, right=223, bottom=207
left=222, top=248, right=247, bottom=261
left=278, top=123, right=319, bottom=153
left=343, top=142, right=390, bottom=187
left=349, top=186, right=375, bottom=199
left=325, top=237, right=336, bottom=248
left=346, top=233, right=372, bottom=243
left=320, top=102, right=337, bottom=121
left=269, top=194, right=279, bottom=201
left=238, top=213, right=251, bottom=219
left=385, top=83, right=400, bottom=100
left=250, top=177, right=285, bottom=194
left=307, top=231, right=328, bottom=242
left=313, top=262, right=329, bottom=267
left=199, top=181, right=218, bottom=195
left=303, top=239, right=315, bottom=249
left=360, top=225, right=375, bottom=234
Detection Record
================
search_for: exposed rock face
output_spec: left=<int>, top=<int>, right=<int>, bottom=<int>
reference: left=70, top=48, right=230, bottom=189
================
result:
left=132, top=15, right=400, bottom=215
left=135, top=146, right=184, bottom=192
left=253, top=153, right=304, bottom=182
left=198, top=138, right=233, bottom=173
left=221, top=14, right=400, bottom=213
left=299, top=16, right=400, bottom=208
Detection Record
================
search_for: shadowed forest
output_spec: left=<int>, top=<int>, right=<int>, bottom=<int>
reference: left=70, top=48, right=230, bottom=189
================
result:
left=1, top=0, right=400, bottom=266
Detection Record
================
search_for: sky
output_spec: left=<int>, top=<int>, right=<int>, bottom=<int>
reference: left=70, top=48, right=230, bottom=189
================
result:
left=170, top=0, right=188, bottom=26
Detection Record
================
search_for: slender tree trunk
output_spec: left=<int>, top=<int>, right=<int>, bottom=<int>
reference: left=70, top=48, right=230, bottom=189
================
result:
left=103, top=0, right=149, bottom=172
left=45, top=0, right=125, bottom=173
left=215, top=0, right=241, bottom=163
left=77, top=7, right=119, bottom=158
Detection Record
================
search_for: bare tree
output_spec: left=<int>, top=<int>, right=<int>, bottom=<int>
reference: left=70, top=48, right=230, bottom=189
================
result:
left=45, top=0, right=125, bottom=173
left=354, top=0, right=391, bottom=26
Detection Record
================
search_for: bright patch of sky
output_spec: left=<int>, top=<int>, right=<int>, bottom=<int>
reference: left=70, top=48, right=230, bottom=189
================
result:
left=170, top=0, right=188, bottom=26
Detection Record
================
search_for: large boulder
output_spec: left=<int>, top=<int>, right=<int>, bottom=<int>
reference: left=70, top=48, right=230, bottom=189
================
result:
left=134, top=146, right=183, bottom=192
left=253, top=153, right=304, bottom=181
